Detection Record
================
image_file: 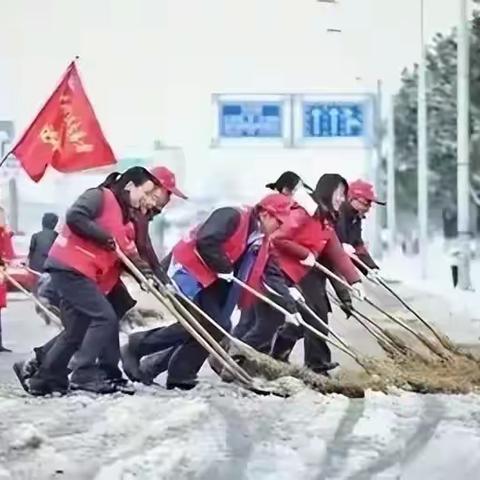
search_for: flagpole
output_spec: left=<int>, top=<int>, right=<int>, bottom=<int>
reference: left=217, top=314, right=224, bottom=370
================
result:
left=0, top=57, right=78, bottom=172
left=0, top=150, right=12, bottom=169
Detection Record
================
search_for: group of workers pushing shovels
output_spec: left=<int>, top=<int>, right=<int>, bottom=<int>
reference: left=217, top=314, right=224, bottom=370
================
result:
left=7, top=165, right=470, bottom=398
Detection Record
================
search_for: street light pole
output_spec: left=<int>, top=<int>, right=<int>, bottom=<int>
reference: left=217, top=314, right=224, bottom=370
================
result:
left=457, top=0, right=472, bottom=290
left=417, top=0, right=428, bottom=278
left=387, top=94, right=396, bottom=249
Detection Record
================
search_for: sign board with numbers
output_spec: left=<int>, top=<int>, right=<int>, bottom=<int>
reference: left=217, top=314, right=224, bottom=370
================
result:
left=293, top=94, right=374, bottom=148
left=212, top=94, right=291, bottom=147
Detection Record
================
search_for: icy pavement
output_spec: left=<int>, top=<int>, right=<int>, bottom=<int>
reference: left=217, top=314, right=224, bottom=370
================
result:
left=1, top=382, right=480, bottom=479
left=1, top=281, right=480, bottom=479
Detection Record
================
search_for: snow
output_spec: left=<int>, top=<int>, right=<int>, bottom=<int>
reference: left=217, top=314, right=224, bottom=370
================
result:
left=1, top=259, right=480, bottom=478
left=378, top=238, right=480, bottom=343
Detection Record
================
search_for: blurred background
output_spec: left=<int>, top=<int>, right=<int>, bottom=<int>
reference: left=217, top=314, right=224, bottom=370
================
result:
left=0, top=0, right=478, bottom=288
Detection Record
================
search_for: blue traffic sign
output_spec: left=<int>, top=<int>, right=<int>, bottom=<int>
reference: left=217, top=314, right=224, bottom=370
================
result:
left=303, top=102, right=365, bottom=138
left=219, top=101, right=283, bottom=138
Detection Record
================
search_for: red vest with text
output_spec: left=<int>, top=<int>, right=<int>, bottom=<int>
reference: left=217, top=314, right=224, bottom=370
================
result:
left=172, top=207, right=252, bottom=287
left=49, top=188, right=135, bottom=294
left=277, top=216, right=333, bottom=283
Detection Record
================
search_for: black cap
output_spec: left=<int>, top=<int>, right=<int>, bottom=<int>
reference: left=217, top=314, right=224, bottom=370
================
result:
left=265, top=171, right=313, bottom=193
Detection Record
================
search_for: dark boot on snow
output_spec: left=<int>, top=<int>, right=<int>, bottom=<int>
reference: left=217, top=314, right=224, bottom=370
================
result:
left=166, top=378, right=198, bottom=391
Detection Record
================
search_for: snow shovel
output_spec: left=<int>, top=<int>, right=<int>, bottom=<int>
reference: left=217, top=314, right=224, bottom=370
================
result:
left=4, top=271, right=62, bottom=329
left=261, top=283, right=356, bottom=355
left=159, top=276, right=264, bottom=357
left=230, top=276, right=370, bottom=372
left=117, top=249, right=286, bottom=397
left=314, top=262, right=449, bottom=360
left=327, top=291, right=407, bottom=357
left=349, top=254, right=456, bottom=353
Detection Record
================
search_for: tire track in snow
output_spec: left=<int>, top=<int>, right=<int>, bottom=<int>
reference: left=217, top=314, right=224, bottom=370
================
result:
left=344, top=395, right=444, bottom=480
left=314, top=397, right=366, bottom=479
left=199, top=395, right=286, bottom=480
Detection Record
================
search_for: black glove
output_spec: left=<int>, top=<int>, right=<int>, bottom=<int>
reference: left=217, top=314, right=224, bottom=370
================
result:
left=136, top=260, right=154, bottom=279
left=340, top=299, right=353, bottom=319
left=153, top=266, right=173, bottom=287
left=103, top=237, right=116, bottom=251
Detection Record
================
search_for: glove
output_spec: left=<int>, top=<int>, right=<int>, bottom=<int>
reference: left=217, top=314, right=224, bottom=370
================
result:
left=367, top=268, right=381, bottom=283
left=351, top=282, right=366, bottom=301
left=134, top=258, right=153, bottom=278
left=300, top=252, right=316, bottom=267
left=289, top=287, right=305, bottom=303
left=104, top=237, right=116, bottom=251
left=286, top=312, right=303, bottom=327
left=340, top=299, right=353, bottom=318
left=342, top=243, right=356, bottom=256
left=217, top=272, right=235, bottom=282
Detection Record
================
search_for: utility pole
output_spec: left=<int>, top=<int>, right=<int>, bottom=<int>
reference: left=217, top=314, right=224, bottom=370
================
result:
left=417, top=0, right=428, bottom=278
left=387, top=94, right=396, bottom=249
left=457, top=0, right=472, bottom=290
left=372, top=79, right=384, bottom=260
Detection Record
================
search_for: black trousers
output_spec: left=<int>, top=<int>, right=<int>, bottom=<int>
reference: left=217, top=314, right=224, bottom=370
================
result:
left=31, top=270, right=120, bottom=388
left=239, top=303, right=285, bottom=354
left=130, top=281, right=229, bottom=384
left=232, top=307, right=256, bottom=340
left=34, top=281, right=135, bottom=381
left=271, top=269, right=331, bottom=369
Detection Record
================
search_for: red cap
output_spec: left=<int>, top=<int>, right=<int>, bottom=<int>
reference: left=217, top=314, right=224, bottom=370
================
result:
left=257, top=193, right=292, bottom=223
left=150, top=166, right=187, bottom=200
left=348, top=179, right=385, bottom=205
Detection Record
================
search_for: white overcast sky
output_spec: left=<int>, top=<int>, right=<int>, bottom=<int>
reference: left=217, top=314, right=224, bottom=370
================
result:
left=0, top=0, right=469, bottom=155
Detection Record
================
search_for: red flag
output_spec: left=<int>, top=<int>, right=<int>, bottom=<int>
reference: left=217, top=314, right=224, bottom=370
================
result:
left=11, top=61, right=115, bottom=182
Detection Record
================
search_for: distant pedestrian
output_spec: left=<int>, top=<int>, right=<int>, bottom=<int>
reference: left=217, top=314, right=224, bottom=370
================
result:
left=28, top=213, right=59, bottom=273
left=0, top=206, right=15, bottom=352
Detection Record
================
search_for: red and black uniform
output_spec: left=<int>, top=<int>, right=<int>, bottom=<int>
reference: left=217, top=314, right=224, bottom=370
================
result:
left=336, top=201, right=379, bottom=274
left=0, top=225, right=14, bottom=351
left=269, top=205, right=360, bottom=372
left=28, top=187, right=139, bottom=394
left=124, top=201, right=295, bottom=388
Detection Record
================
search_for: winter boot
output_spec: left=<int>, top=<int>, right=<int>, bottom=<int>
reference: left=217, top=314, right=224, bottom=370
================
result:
left=120, top=343, right=142, bottom=382
left=13, top=361, right=32, bottom=392
left=311, top=361, right=339, bottom=377
left=139, top=349, right=173, bottom=385
left=27, top=374, right=68, bottom=396
left=109, top=377, right=136, bottom=395
left=166, top=378, right=198, bottom=391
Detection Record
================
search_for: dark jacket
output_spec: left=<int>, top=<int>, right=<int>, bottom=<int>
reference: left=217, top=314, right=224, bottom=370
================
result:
left=336, top=201, right=378, bottom=273
left=193, top=206, right=298, bottom=314
left=28, top=213, right=59, bottom=272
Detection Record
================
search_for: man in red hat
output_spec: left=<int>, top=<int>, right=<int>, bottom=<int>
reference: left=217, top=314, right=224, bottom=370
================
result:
left=336, top=179, right=385, bottom=276
left=14, top=165, right=187, bottom=395
left=121, top=193, right=298, bottom=390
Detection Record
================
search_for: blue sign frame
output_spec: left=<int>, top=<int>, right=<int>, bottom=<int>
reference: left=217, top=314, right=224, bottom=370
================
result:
left=219, top=101, right=283, bottom=138
left=303, top=102, right=365, bottom=138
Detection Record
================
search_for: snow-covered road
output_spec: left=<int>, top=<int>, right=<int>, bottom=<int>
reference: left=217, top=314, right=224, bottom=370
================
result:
left=1, top=279, right=480, bottom=479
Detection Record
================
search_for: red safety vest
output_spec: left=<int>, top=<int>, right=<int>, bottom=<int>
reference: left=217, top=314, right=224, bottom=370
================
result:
left=49, top=188, right=135, bottom=294
left=276, top=215, right=333, bottom=283
left=173, top=207, right=252, bottom=288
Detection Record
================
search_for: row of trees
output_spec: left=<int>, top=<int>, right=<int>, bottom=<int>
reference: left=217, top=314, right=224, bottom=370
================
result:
left=394, top=6, right=480, bottom=221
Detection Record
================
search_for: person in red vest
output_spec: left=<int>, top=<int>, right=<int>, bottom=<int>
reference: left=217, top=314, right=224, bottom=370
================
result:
left=267, top=173, right=365, bottom=375
left=14, top=166, right=186, bottom=395
left=13, top=166, right=171, bottom=396
left=336, top=179, right=385, bottom=275
left=0, top=206, right=15, bottom=353
left=121, top=193, right=297, bottom=390
left=230, top=171, right=314, bottom=348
